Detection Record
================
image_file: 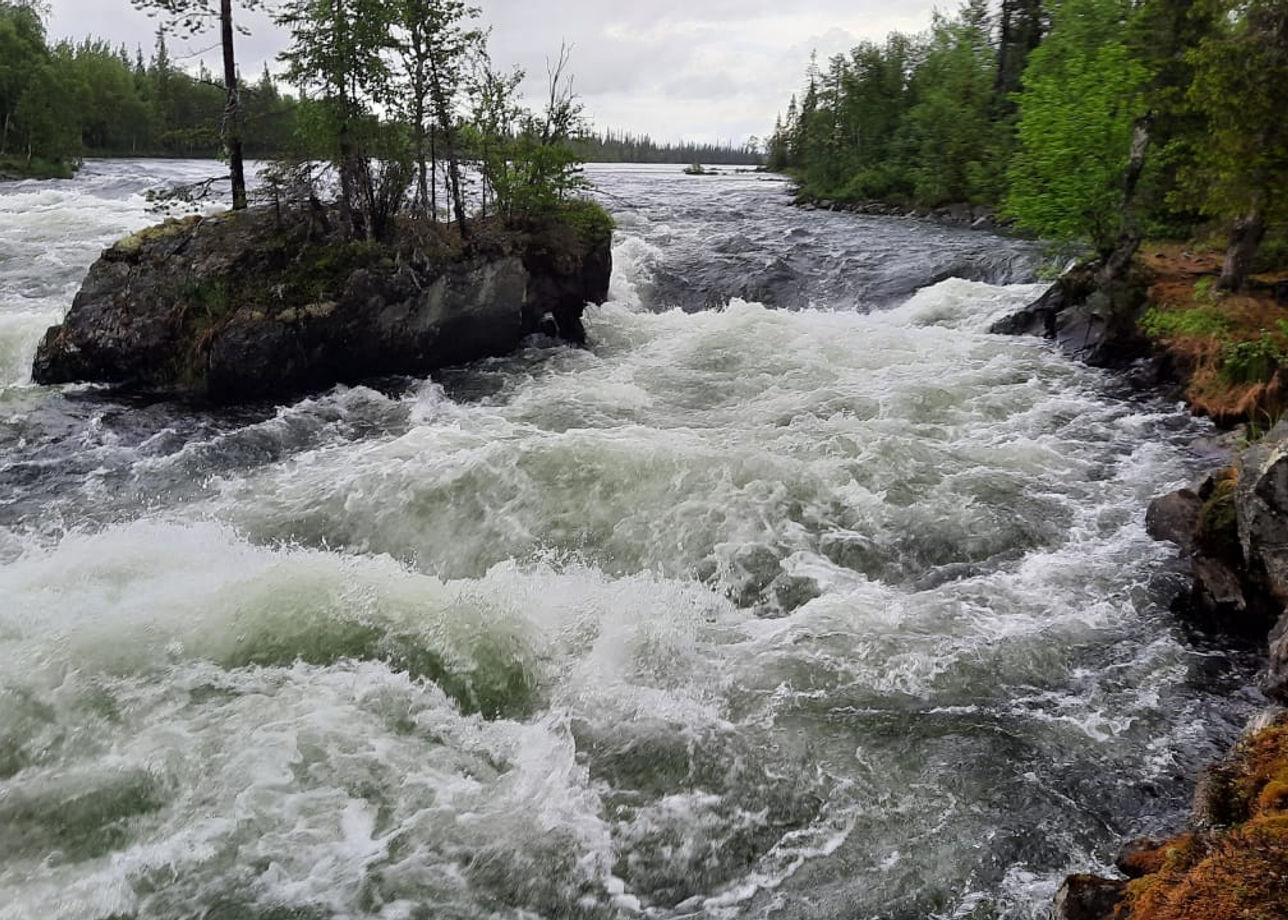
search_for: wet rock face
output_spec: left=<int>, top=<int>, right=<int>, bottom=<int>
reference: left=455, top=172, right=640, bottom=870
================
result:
left=32, top=207, right=612, bottom=402
left=1236, top=422, right=1288, bottom=701
left=1147, top=423, right=1288, bottom=702
left=1052, top=875, right=1126, bottom=920
left=990, top=263, right=1156, bottom=372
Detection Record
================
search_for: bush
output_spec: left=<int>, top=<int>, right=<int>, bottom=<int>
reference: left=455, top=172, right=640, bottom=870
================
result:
left=1139, top=305, right=1234, bottom=338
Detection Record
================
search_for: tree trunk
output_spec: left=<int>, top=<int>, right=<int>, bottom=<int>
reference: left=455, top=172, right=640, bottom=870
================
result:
left=1099, top=115, right=1153, bottom=285
left=220, top=0, right=248, bottom=211
left=427, top=58, right=467, bottom=239
left=415, top=113, right=429, bottom=219
left=1219, top=209, right=1266, bottom=292
left=429, top=124, right=438, bottom=222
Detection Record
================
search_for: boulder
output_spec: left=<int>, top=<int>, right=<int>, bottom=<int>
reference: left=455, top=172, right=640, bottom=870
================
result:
left=1052, top=875, right=1126, bottom=920
left=32, top=206, right=612, bottom=402
left=990, top=262, right=1153, bottom=370
left=1236, top=421, right=1288, bottom=701
left=1146, top=487, right=1202, bottom=554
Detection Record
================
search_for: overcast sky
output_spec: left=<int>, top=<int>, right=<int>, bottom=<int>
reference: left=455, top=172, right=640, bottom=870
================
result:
left=46, top=1, right=937, bottom=145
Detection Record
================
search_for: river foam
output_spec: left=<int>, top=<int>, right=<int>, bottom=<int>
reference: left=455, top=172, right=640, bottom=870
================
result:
left=0, top=161, right=1261, bottom=920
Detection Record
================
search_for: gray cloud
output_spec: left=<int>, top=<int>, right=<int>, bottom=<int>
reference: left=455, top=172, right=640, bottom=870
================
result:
left=47, top=0, right=936, bottom=143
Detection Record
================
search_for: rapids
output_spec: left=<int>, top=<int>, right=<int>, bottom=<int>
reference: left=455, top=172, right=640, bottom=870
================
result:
left=0, top=161, right=1263, bottom=919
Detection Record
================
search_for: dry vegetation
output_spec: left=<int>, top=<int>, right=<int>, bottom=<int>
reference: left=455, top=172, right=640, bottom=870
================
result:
left=1118, top=713, right=1288, bottom=920
left=1137, top=244, right=1288, bottom=427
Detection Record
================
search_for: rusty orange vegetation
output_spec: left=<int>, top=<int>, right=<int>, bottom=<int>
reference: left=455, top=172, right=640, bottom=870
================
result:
left=1119, top=714, right=1288, bottom=920
left=1139, top=244, right=1288, bottom=427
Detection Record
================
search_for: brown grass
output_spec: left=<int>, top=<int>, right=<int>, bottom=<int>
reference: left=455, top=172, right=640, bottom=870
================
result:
left=1138, top=244, right=1288, bottom=427
left=1119, top=715, right=1288, bottom=920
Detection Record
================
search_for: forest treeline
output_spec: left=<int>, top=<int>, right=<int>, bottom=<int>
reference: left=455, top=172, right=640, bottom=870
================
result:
left=0, top=1, right=298, bottom=174
left=0, top=0, right=761, bottom=185
left=768, top=0, right=1287, bottom=289
left=571, top=130, right=762, bottom=165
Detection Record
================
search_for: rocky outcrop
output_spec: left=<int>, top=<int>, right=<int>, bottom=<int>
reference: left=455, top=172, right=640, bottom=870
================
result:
left=1233, top=424, right=1288, bottom=701
left=990, top=262, right=1156, bottom=371
left=32, top=205, right=612, bottom=402
left=1146, top=468, right=1281, bottom=639
left=1148, top=427, right=1288, bottom=699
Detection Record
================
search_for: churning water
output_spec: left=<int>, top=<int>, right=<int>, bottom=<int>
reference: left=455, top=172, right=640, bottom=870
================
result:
left=0, top=162, right=1263, bottom=919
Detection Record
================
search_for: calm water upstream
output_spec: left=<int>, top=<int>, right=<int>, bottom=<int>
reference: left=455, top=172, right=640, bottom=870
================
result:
left=0, top=161, right=1263, bottom=919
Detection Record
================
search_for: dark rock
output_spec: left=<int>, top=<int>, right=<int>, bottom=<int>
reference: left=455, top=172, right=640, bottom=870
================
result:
left=1235, top=421, right=1288, bottom=700
left=1052, top=874, right=1126, bottom=920
left=32, top=206, right=612, bottom=402
left=1268, top=615, right=1288, bottom=702
left=1055, top=287, right=1151, bottom=369
left=1147, top=488, right=1202, bottom=554
left=1236, top=424, right=1288, bottom=602
left=1187, top=553, right=1253, bottom=626
left=990, top=281, right=1061, bottom=338
left=1274, top=280, right=1288, bottom=306
left=991, top=262, right=1153, bottom=370
left=1116, top=838, right=1168, bottom=879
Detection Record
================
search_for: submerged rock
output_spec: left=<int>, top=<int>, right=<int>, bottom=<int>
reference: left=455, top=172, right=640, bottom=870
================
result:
left=32, top=205, right=612, bottom=402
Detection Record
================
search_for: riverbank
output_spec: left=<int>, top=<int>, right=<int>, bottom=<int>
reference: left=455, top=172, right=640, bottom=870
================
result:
left=791, top=185, right=1008, bottom=232
left=0, top=156, right=78, bottom=181
left=995, top=249, right=1288, bottom=920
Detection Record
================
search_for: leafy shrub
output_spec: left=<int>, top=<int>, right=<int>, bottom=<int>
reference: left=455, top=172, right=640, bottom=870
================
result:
left=1140, top=305, right=1234, bottom=338
left=1220, top=335, right=1288, bottom=385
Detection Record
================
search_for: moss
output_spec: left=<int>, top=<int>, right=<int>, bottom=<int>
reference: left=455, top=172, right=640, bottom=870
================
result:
left=113, top=215, right=203, bottom=256
left=1195, top=471, right=1241, bottom=564
left=1122, top=714, right=1288, bottom=920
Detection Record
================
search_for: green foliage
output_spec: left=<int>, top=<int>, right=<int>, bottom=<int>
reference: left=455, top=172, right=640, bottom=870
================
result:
left=1139, top=304, right=1235, bottom=339
left=769, top=0, right=1285, bottom=281
left=1004, top=0, right=1147, bottom=252
left=1180, top=0, right=1288, bottom=228
left=557, top=198, right=615, bottom=245
left=904, top=4, right=1007, bottom=206
left=0, top=2, right=47, bottom=153
left=1220, top=334, right=1288, bottom=386
left=0, top=3, right=306, bottom=172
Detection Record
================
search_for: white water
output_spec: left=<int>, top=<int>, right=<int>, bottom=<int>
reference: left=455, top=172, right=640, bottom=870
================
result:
left=0, top=162, right=1258, bottom=920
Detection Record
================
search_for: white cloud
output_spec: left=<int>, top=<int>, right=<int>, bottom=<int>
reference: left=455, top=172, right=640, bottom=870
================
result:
left=46, top=0, right=937, bottom=143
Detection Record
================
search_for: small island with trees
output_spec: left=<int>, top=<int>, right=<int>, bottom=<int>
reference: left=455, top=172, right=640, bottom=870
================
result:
left=18, top=0, right=614, bottom=400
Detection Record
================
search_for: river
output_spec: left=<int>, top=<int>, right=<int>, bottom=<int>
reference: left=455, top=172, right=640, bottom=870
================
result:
left=0, top=161, right=1263, bottom=919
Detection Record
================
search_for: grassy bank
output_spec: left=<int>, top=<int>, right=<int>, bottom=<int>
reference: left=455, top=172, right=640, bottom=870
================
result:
left=1135, top=242, right=1288, bottom=428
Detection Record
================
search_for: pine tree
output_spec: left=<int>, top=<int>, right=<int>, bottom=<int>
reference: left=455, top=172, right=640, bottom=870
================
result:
left=1182, top=0, right=1288, bottom=290
left=130, top=0, right=269, bottom=209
